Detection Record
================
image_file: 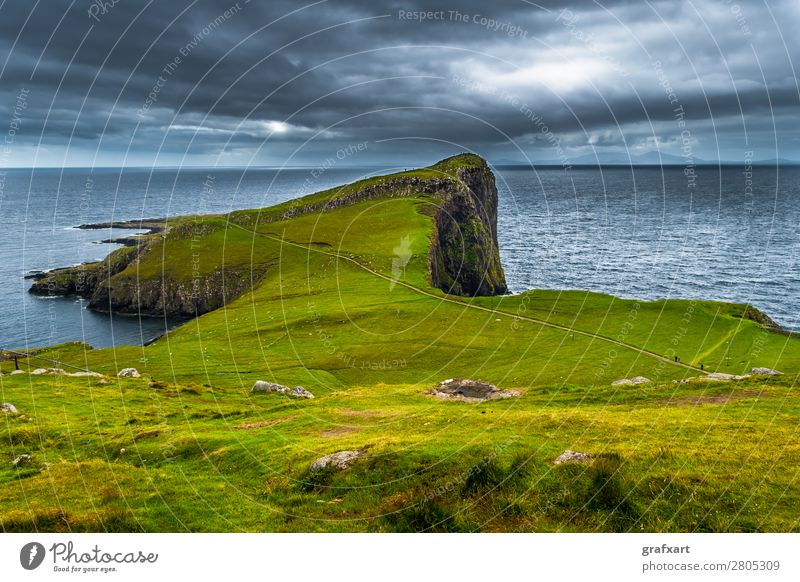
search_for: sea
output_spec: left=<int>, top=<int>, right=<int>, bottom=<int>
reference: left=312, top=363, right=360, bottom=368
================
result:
left=1, top=164, right=797, bottom=349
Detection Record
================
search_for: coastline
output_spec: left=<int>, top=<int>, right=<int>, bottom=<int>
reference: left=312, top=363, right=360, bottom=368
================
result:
left=78, top=217, right=170, bottom=246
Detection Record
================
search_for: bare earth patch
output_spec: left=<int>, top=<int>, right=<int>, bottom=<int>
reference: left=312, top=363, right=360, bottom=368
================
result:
left=235, top=417, right=292, bottom=430
left=658, top=390, right=763, bottom=406
left=319, top=426, right=361, bottom=439
left=337, top=408, right=385, bottom=418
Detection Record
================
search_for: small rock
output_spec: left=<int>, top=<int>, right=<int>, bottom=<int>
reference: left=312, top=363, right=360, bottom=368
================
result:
left=699, top=372, right=748, bottom=381
left=749, top=367, right=782, bottom=376
left=12, top=454, right=32, bottom=467
left=27, top=367, right=66, bottom=375
left=430, top=378, right=519, bottom=401
left=99, top=378, right=109, bottom=384
left=310, top=446, right=371, bottom=471
left=251, top=381, right=314, bottom=398
left=612, top=376, right=651, bottom=386
left=10, top=370, right=25, bottom=375
left=554, top=450, right=594, bottom=465
left=117, top=368, right=141, bottom=378
left=1, top=403, right=18, bottom=413
left=289, top=386, right=315, bottom=399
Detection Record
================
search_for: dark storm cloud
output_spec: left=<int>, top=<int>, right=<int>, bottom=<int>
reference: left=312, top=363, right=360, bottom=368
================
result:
left=0, top=0, right=797, bottom=165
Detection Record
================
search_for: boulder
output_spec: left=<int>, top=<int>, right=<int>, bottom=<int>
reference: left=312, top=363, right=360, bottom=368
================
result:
left=1, top=403, right=18, bottom=413
left=554, top=450, right=594, bottom=465
left=117, top=368, right=141, bottom=378
left=310, top=446, right=371, bottom=471
left=10, top=370, right=25, bottom=375
left=12, top=454, right=32, bottom=467
left=430, top=378, right=519, bottom=401
left=251, top=380, right=289, bottom=393
left=699, top=372, right=747, bottom=381
left=612, top=376, right=651, bottom=386
left=749, top=367, right=782, bottom=376
left=251, top=381, right=314, bottom=398
left=29, top=367, right=66, bottom=375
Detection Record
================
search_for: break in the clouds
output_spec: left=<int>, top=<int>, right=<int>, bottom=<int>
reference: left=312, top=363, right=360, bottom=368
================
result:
left=0, top=0, right=797, bottom=167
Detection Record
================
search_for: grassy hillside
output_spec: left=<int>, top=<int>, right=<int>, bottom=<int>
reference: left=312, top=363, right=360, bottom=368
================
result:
left=2, top=154, right=800, bottom=532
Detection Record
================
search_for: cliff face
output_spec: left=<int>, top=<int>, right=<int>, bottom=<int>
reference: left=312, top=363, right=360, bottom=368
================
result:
left=428, top=161, right=507, bottom=296
left=29, top=229, right=271, bottom=318
left=29, top=245, right=141, bottom=299
left=28, top=154, right=507, bottom=317
left=32, top=256, right=267, bottom=318
left=86, top=266, right=267, bottom=317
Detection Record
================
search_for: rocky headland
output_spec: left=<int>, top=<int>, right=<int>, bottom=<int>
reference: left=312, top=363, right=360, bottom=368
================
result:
left=27, top=154, right=507, bottom=318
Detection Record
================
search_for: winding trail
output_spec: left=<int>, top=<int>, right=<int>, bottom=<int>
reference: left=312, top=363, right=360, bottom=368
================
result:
left=231, top=222, right=707, bottom=376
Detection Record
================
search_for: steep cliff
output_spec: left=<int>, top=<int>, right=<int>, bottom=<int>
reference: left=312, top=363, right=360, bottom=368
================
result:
left=29, top=245, right=142, bottom=299
left=29, top=219, right=272, bottom=318
left=427, top=158, right=507, bottom=296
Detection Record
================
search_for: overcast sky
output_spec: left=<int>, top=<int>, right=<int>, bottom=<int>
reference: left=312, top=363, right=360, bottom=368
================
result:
left=0, top=0, right=797, bottom=167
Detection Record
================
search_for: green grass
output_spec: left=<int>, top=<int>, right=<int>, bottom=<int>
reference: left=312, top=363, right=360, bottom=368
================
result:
left=2, top=373, right=798, bottom=532
left=2, top=153, right=799, bottom=532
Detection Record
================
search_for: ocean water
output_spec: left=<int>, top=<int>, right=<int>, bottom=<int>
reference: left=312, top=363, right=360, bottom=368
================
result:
left=1, top=164, right=797, bottom=349
left=496, top=165, right=799, bottom=332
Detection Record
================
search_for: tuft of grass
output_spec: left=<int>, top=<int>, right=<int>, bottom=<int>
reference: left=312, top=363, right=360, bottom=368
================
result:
left=384, top=498, right=464, bottom=533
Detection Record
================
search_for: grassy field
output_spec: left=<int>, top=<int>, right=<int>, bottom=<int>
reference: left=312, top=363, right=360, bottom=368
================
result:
left=2, top=155, right=799, bottom=532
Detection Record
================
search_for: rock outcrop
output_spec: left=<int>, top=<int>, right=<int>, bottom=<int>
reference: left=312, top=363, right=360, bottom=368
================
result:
left=117, top=368, right=141, bottom=378
left=310, top=446, right=371, bottom=471
left=251, top=381, right=314, bottom=398
left=30, top=368, right=67, bottom=375
left=554, top=450, right=594, bottom=465
left=430, top=378, right=519, bottom=401
left=612, top=376, right=651, bottom=386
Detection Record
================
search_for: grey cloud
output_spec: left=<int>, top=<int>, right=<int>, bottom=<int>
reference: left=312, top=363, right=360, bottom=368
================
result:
left=0, top=0, right=797, bottom=166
